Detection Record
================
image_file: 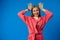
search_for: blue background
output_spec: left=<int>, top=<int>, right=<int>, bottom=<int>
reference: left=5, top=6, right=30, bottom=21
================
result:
left=0, top=0, right=60, bottom=40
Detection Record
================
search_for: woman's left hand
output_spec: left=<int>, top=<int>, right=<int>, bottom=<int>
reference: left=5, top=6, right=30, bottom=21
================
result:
left=39, top=2, right=46, bottom=11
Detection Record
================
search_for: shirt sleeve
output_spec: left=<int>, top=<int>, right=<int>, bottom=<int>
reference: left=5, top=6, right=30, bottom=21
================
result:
left=43, top=10, right=53, bottom=23
left=18, top=10, right=27, bottom=23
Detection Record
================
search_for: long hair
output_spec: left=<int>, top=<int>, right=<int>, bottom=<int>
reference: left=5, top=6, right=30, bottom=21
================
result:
left=31, top=6, right=41, bottom=17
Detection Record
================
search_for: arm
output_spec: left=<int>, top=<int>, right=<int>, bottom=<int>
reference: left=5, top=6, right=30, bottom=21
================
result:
left=42, top=9, right=53, bottom=23
left=18, top=3, right=33, bottom=22
left=39, top=2, right=53, bottom=23
left=18, top=9, right=28, bottom=22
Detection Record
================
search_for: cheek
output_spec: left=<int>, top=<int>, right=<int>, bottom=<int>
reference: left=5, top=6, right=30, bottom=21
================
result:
left=33, top=11, right=39, bottom=14
left=32, top=12, right=35, bottom=15
left=37, top=11, right=39, bottom=13
left=38, top=13, right=39, bottom=15
left=33, top=12, right=36, bottom=14
left=32, top=11, right=36, bottom=14
left=36, top=11, right=39, bottom=14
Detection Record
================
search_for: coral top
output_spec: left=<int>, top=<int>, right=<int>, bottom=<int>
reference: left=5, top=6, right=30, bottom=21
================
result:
left=18, top=10, right=53, bottom=40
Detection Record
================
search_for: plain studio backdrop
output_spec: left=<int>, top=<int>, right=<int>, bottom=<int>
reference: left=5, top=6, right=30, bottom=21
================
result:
left=0, top=0, right=60, bottom=40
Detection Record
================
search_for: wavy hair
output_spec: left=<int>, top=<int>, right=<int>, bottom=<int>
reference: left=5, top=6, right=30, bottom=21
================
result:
left=31, top=6, right=41, bottom=17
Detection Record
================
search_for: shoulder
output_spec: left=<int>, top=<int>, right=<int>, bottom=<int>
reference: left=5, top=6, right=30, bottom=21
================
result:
left=38, top=16, right=46, bottom=21
left=39, top=16, right=44, bottom=19
left=25, top=16, right=31, bottom=18
left=25, top=16, right=32, bottom=19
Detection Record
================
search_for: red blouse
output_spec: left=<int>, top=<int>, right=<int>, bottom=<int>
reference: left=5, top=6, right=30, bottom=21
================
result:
left=18, top=10, right=53, bottom=40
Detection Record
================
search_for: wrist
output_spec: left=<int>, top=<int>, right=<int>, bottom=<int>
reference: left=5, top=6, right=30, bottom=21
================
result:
left=41, top=8, right=46, bottom=12
left=25, top=9, right=29, bottom=12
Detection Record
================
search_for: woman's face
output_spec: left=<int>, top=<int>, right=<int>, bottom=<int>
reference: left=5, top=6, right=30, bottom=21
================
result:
left=32, top=7, right=40, bottom=17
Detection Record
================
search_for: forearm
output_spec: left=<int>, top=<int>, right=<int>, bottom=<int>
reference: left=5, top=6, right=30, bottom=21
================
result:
left=18, top=9, right=29, bottom=16
left=42, top=9, right=53, bottom=23
left=41, top=9, right=53, bottom=16
left=18, top=9, right=29, bottom=22
left=41, top=8, right=46, bottom=12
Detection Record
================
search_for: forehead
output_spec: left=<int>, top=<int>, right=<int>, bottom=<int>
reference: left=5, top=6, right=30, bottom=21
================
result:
left=33, top=7, right=39, bottom=10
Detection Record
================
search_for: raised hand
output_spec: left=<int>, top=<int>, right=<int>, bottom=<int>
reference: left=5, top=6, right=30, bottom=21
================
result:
left=38, top=2, right=44, bottom=9
left=28, top=3, right=33, bottom=10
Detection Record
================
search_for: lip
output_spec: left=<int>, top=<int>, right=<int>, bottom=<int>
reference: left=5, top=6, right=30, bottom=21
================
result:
left=35, top=13, right=39, bottom=16
left=36, top=13, right=39, bottom=15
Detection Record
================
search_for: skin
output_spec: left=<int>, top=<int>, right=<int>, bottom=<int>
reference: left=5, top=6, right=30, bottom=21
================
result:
left=32, top=7, right=40, bottom=17
left=27, top=2, right=45, bottom=17
left=25, top=2, right=46, bottom=21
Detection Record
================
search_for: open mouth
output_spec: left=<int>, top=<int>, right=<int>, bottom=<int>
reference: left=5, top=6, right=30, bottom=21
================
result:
left=36, top=13, right=39, bottom=15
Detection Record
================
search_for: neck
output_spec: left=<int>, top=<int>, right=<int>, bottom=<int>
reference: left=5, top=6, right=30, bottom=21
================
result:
left=34, top=15, right=38, bottom=17
left=34, top=16, right=38, bottom=21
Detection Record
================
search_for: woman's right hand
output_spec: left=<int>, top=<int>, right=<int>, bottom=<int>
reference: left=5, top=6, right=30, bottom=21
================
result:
left=28, top=3, right=33, bottom=10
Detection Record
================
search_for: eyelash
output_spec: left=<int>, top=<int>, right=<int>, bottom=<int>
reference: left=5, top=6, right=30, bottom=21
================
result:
left=34, top=10, right=39, bottom=12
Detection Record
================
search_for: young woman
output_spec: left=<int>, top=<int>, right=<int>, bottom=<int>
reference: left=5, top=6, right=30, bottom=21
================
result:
left=18, top=3, right=53, bottom=40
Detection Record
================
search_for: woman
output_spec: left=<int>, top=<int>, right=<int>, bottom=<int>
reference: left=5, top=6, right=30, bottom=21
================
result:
left=18, top=2, right=53, bottom=40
